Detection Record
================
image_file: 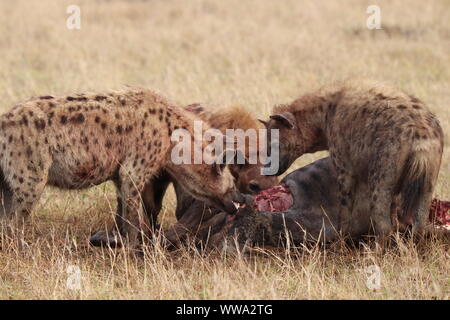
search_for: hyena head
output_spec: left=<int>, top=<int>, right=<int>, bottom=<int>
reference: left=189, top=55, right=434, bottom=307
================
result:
left=226, top=146, right=278, bottom=194
left=167, top=153, right=244, bottom=214
left=230, top=161, right=279, bottom=194
left=260, top=111, right=301, bottom=176
left=183, top=103, right=278, bottom=194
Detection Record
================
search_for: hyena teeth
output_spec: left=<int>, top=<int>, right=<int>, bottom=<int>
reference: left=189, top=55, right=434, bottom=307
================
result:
left=233, top=201, right=246, bottom=209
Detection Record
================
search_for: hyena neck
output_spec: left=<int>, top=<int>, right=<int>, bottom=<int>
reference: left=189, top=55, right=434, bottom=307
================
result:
left=291, top=94, right=329, bottom=154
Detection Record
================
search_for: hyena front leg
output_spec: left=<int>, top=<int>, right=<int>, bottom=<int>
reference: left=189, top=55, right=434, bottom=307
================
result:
left=89, top=180, right=125, bottom=248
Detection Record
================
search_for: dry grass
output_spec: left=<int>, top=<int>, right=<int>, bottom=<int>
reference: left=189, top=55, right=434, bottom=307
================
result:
left=0, top=0, right=449, bottom=299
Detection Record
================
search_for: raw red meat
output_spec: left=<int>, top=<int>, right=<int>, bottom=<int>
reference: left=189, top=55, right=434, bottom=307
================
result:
left=430, top=198, right=450, bottom=230
left=253, top=184, right=293, bottom=212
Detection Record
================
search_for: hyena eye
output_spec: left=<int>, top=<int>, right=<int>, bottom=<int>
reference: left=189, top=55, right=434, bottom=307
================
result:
left=213, top=162, right=226, bottom=175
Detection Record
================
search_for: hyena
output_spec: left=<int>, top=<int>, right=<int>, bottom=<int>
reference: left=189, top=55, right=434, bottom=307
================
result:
left=263, top=79, right=444, bottom=239
left=90, top=104, right=278, bottom=247
left=0, top=88, right=243, bottom=247
left=183, top=104, right=279, bottom=193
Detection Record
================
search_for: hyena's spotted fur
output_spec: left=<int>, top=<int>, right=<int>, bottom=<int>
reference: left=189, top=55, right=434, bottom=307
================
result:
left=264, top=80, right=444, bottom=239
left=0, top=88, right=241, bottom=247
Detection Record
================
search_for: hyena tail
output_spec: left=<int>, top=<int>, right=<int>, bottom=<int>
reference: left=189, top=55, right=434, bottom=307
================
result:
left=396, top=152, right=439, bottom=233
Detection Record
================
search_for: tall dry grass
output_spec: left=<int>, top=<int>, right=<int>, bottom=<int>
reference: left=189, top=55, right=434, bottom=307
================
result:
left=0, top=0, right=449, bottom=299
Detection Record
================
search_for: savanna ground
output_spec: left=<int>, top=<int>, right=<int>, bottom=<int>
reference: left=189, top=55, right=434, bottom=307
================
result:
left=0, top=0, right=449, bottom=299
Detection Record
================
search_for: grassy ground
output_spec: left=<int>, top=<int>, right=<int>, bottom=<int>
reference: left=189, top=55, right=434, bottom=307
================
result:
left=0, top=0, right=448, bottom=299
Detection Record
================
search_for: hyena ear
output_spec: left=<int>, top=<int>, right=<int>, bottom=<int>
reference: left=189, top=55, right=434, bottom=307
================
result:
left=270, top=112, right=296, bottom=129
left=184, top=103, right=204, bottom=114
left=213, top=149, right=237, bottom=175
left=258, top=119, right=269, bottom=127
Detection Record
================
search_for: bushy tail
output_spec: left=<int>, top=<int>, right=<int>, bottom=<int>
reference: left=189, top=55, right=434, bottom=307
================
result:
left=396, top=152, right=435, bottom=229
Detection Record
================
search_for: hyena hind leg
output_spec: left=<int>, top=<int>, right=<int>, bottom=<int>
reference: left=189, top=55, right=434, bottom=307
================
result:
left=0, top=164, right=49, bottom=237
left=141, top=170, right=171, bottom=230
left=368, top=169, right=399, bottom=244
left=415, top=160, right=441, bottom=237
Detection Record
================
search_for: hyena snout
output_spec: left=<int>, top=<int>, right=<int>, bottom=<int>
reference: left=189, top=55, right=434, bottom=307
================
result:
left=233, top=165, right=278, bottom=194
left=210, top=190, right=245, bottom=214
left=247, top=176, right=278, bottom=194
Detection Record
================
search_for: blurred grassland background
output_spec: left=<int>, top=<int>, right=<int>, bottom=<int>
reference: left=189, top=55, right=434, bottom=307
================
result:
left=0, top=0, right=448, bottom=299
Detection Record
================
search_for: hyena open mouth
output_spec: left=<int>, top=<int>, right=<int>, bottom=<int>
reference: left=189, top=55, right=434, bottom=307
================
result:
left=232, top=201, right=246, bottom=210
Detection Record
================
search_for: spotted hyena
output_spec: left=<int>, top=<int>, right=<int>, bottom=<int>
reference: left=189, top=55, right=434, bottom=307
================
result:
left=0, top=88, right=243, bottom=247
left=90, top=103, right=278, bottom=247
left=262, top=79, right=444, bottom=239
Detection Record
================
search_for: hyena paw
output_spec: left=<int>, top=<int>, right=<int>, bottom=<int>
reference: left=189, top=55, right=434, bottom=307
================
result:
left=89, top=229, right=122, bottom=248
